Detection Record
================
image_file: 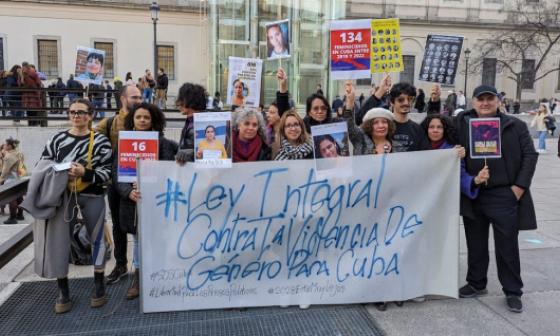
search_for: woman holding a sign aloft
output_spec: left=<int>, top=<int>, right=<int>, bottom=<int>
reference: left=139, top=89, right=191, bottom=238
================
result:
left=343, top=81, right=395, bottom=156
left=117, top=103, right=178, bottom=299
left=232, top=108, right=271, bottom=162
left=34, top=98, right=112, bottom=314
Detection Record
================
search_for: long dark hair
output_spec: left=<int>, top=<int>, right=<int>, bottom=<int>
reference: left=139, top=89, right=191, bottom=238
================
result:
left=124, top=103, right=166, bottom=136
left=305, top=93, right=332, bottom=122
left=420, top=114, right=458, bottom=145
left=314, top=134, right=341, bottom=158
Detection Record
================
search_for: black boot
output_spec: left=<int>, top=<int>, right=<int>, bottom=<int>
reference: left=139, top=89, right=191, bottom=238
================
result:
left=55, top=278, right=72, bottom=314
left=91, top=272, right=107, bottom=308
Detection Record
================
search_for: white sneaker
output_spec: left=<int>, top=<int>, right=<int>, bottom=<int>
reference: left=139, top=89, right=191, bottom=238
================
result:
left=299, top=304, right=310, bottom=309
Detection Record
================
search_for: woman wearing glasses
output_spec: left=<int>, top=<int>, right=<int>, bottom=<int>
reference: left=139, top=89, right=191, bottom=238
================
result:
left=38, top=98, right=112, bottom=314
left=272, top=111, right=313, bottom=160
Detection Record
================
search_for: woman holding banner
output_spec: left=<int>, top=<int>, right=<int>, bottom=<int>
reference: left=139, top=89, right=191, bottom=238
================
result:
left=232, top=109, right=271, bottom=162
left=272, top=111, right=314, bottom=160
left=30, top=98, right=112, bottom=314
left=117, top=103, right=178, bottom=300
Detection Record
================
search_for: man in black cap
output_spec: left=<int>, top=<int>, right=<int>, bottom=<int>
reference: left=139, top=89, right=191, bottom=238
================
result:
left=454, top=85, right=538, bottom=313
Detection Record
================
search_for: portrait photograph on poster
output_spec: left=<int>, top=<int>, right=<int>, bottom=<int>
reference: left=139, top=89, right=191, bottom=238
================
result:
left=226, top=57, right=263, bottom=109
left=194, top=112, right=232, bottom=168
left=419, top=34, right=464, bottom=85
left=469, top=118, right=501, bottom=159
left=75, top=46, right=105, bottom=85
left=311, top=122, right=351, bottom=175
left=266, top=19, right=290, bottom=60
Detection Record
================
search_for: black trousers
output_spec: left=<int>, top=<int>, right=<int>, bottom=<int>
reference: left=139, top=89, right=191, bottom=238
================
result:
left=108, top=185, right=128, bottom=267
left=463, top=186, right=523, bottom=296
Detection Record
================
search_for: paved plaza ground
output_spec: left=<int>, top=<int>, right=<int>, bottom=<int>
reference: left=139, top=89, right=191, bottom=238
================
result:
left=0, top=138, right=558, bottom=335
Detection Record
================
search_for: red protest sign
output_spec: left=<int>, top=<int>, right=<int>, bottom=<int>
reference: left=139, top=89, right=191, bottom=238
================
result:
left=118, top=131, right=159, bottom=182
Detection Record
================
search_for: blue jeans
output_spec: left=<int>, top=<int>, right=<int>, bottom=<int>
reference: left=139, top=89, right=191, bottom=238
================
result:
left=133, top=235, right=139, bottom=269
left=142, top=88, right=153, bottom=103
left=538, top=131, right=547, bottom=150
left=93, top=99, right=105, bottom=118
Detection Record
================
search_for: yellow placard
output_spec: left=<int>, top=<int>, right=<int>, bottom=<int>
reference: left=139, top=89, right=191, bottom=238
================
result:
left=371, top=18, right=403, bottom=73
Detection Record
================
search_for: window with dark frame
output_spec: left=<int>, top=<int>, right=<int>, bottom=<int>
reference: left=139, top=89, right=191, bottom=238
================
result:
left=481, top=58, right=497, bottom=87
left=93, top=41, right=114, bottom=78
left=401, top=55, right=415, bottom=85
left=0, top=37, right=4, bottom=71
left=521, top=59, right=535, bottom=90
left=37, top=39, right=59, bottom=77
left=157, top=45, right=175, bottom=80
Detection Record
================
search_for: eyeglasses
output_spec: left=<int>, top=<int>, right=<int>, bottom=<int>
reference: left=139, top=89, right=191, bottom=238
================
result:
left=285, top=123, right=301, bottom=130
left=68, top=110, right=90, bottom=117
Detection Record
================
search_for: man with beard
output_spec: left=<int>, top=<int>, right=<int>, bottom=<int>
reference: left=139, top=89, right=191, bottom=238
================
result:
left=95, top=85, right=143, bottom=284
left=388, top=82, right=431, bottom=152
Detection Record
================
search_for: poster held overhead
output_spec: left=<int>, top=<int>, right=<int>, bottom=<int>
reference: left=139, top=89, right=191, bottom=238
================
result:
left=469, top=118, right=501, bottom=159
left=118, top=131, right=159, bottom=183
left=371, top=18, right=403, bottom=73
left=266, top=19, right=291, bottom=60
left=419, top=35, right=464, bottom=85
left=194, top=112, right=232, bottom=168
left=75, top=46, right=105, bottom=85
left=329, top=19, right=372, bottom=80
left=226, top=57, right=263, bottom=109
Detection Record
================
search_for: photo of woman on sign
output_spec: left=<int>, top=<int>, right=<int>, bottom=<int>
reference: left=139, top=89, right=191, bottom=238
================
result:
left=76, top=51, right=104, bottom=84
left=196, top=125, right=228, bottom=159
left=266, top=20, right=290, bottom=59
left=231, top=79, right=246, bottom=107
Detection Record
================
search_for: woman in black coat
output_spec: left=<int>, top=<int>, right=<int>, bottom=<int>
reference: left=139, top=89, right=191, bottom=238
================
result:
left=113, top=103, right=178, bottom=300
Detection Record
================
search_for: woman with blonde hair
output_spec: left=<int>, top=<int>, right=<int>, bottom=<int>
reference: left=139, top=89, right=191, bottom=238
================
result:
left=273, top=111, right=313, bottom=160
left=531, top=102, right=551, bottom=153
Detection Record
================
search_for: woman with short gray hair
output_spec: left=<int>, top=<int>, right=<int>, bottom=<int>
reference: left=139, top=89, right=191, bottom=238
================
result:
left=232, top=108, right=271, bottom=162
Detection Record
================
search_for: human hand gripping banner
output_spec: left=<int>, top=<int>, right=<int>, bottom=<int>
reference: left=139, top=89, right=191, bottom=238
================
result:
left=138, top=150, right=460, bottom=313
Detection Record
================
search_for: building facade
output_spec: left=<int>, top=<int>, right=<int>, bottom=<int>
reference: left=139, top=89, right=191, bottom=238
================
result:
left=1, top=0, right=559, bottom=106
left=0, top=0, right=208, bottom=99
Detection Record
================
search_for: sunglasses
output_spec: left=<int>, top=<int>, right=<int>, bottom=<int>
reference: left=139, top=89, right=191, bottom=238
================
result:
left=68, top=110, right=90, bottom=117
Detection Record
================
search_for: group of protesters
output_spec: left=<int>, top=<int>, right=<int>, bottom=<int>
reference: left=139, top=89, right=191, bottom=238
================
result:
left=15, top=62, right=542, bottom=315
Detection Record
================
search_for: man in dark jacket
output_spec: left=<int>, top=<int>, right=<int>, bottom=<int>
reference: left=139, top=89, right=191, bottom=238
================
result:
left=155, top=68, right=169, bottom=109
left=455, top=85, right=538, bottom=313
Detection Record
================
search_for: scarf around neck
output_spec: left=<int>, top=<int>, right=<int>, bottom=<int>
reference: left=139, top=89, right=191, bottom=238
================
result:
left=233, top=131, right=263, bottom=162
left=274, top=138, right=313, bottom=160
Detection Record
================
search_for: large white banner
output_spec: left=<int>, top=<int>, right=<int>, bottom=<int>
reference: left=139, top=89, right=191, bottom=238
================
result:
left=138, top=150, right=460, bottom=313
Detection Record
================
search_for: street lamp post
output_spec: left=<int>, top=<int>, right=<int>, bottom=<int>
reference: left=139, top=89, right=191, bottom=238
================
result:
left=464, top=48, right=471, bottom=96
left=150, top=2, right=160, bottom=78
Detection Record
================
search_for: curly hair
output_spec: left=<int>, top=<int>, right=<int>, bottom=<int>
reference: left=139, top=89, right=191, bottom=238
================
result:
left=420, top=114, right=458, bottom=145
left=233, top=108, right=267, bottom=143
left=361, top=117, right=395, bottom=143
left=124, top=102, right=166, bottom=136
left=389, top=82, right=416, bottom=103
left=175, top=83, right=207, bottom=111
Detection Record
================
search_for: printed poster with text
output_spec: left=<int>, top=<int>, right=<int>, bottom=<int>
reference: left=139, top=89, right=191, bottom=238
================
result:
left=118, top=131, right=159, bottom=183
left=419, top=35, right=464, bottom=85
left=371, top=18, right=403, bottom=73
left=469, top=118, right=501, bottom=159
left=226, top=57, right=263, bottom=109
left=330, top=19, right=371, bottom=80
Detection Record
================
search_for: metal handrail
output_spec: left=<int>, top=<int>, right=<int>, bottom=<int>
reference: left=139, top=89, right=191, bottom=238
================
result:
left=0, top=178, right=32, bottom=270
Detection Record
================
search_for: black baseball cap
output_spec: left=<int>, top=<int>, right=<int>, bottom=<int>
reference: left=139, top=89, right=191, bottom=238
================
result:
left=472, top=85, right=498, bottom=98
